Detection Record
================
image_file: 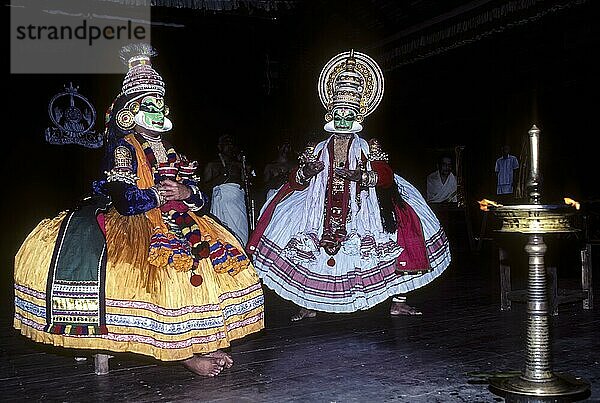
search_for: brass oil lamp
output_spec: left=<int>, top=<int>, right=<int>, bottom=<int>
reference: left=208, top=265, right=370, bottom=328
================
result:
left=486, top=125, right=590, bottom=400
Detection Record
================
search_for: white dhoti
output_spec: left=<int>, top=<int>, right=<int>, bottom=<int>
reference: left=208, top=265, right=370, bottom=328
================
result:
left=210, top=183, right=249, bottom=245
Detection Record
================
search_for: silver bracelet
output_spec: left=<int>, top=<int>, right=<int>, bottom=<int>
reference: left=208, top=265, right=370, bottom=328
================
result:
left=188, top=184, right=200, bottom=196
left=105, top=169, right=138, bottom=186
left=361, top=170, right=378, bottom=187
left=150, top=185, right=166, bottom=206
left=183, top=199, right=202, bottom=211
left=296, top=167, right=307, bottom=184
left=183, top=185, right=203, bottom=211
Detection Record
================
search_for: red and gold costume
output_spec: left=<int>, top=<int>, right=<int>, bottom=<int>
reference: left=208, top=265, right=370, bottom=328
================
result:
left=248, top=51, right=451, bottom=313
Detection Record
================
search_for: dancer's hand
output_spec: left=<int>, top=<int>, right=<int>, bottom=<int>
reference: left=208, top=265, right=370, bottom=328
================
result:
left=158, top=179, right=192, bottom=201
left=334, top=168, right=361, bottom=182
left=302, top=161, right=325, bottom=178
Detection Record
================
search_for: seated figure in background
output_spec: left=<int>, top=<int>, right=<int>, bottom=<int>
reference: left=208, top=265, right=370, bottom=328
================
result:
left=426, top=155, right=457, bottom=204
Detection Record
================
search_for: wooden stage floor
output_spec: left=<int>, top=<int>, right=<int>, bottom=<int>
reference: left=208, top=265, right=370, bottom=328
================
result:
left=1, top=244, right=598, bottom=402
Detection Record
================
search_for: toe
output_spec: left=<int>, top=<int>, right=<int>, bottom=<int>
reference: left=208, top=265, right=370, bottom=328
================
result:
left=211, top=367, right=222, bottom=376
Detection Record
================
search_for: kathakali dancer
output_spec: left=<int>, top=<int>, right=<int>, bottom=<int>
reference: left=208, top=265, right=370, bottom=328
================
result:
left=13, top=44, right=264, bottom=377
left=247, top=50, right=451, bottom=321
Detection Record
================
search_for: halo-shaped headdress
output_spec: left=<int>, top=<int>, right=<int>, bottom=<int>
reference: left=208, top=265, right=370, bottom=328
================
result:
left=318, top=50, right=384, bottom=124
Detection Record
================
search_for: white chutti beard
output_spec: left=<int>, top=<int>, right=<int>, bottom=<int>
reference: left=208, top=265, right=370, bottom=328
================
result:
left=324, top=120, right=363, bottom=134
left=134, top=112, right=173, bottom=132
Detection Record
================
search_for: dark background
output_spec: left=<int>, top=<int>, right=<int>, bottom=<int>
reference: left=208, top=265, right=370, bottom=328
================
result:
left=4, top=0, right=599, bottom=292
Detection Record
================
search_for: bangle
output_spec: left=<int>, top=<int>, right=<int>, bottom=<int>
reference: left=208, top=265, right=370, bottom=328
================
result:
left=105, top=169, right=138, bottom=186
left=183, top=185, right=203, bottom=211
left=183, top=198, right=203, bottom=211
left=296, top=167, right=307, bottom=184
left=361, top=170, right=378, bottom=187
left=150, top=185, right=166, bottom=206
left=392, top=295, right=407, bottom=303
left=188, top=184, right=200, bottom=196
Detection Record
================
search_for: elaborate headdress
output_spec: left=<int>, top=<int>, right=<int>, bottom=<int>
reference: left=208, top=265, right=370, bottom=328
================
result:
left=318, top=50, right=384, bottom=132
left=109, top=43, right=172, bottom=133
left=119, top=43, right=165, bottom=97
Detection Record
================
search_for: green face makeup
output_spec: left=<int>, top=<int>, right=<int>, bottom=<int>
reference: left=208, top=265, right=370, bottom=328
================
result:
left=333, top=108, right=356, bottom=130
left=140, top=95, right=166, bottom=130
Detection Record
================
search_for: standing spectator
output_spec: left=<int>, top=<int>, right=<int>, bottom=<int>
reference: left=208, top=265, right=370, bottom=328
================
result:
left=203, top=134, right=251, bottom=245
left=495, top=145, right=519, bottom=203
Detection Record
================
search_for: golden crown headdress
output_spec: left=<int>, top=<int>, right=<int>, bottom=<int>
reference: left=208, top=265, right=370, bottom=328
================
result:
left=318, top=50, right=384, bottom=123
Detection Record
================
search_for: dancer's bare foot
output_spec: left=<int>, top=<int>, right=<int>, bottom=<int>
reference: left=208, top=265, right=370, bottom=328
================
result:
left=390, top=301, right=422, bottom=316
left=290, top=307, right=317, bottom=322
left=206, top=350, right=234, bottom=368
left=182, top=355, right=226, bottom=376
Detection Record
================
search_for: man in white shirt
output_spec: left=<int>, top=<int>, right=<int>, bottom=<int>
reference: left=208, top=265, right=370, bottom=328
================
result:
left=495, top=145, right=519, bottom=200
left=427, top=155, right=457, bottom=204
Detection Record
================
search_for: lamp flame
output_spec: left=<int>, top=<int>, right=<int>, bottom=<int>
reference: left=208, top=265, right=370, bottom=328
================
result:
left=478, top=199, right=503, bottom=212
left=564, top=197, right=580, bottom=210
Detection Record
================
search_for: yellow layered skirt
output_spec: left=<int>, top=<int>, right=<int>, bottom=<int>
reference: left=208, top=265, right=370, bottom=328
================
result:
left=14, top=209, right=264, bottom=362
